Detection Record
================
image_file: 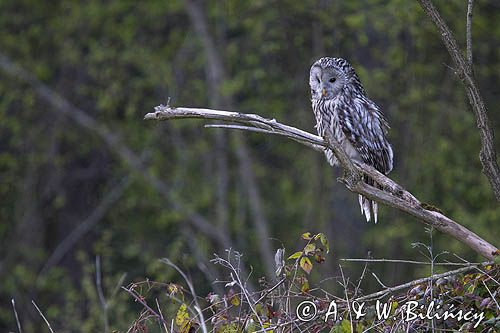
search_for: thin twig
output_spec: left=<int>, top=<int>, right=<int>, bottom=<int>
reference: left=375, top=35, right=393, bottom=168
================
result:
left=353, top=257, right=369, bottom=299
left=339, top=265, right=354, bottom=333
left=477, top=266, right=500, bottom=286
left=211, top=251, right=265, bottom=330
left=11, top=299, right=22, bottom=333
left=482, top=280, right=499, bottom=310
left=428, top=227, right=436, bottom=332
left=355, top=263, right=489, bottom=302
left=371, top=272, right=389, bottom=289
left=205, top=124, right=325, bottom=151
left=95, top=256, right=109, bottom=333
left=160, top=258, right=208, bottom=333
left=255, top=277, right=287, bottom=304
left=111, top=272, right=128, bottom=299
left=32, top=300, right=55, bottom=333
left=361, top=319, right=386, bottom=333
left=155, top=298, right=169, bottom=333
left=121, top=286, right=167, bottom=325
left=340, top=258, right=483, bottom=266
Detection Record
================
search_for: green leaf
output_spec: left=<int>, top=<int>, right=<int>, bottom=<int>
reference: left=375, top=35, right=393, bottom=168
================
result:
left=262, top=321, right=274, bottom=333
left=219, top=323, right=240, bottom=332
left=288, top=251, right=303, bottom=260
left=315, top=233, right=330, bottom=253
left=175, top=303, right=191, bottom=333
left=330, top=319, right=352, bottom=333
left=300, top=257, right=313, bottom=274
left=304, top=243, right=316, bottom=255
left=301, top=232, right=312, bottom=240
left=340, top=319, right=352, bottom=333
left=230, top=294, right=240, bottom=306
left=300, top=277, right=310, bottom=293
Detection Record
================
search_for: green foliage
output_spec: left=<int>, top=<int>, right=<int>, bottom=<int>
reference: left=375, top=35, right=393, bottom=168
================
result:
left=175, top=303, right=191, bottom=333
left=288, top=232, right=330, bottom=276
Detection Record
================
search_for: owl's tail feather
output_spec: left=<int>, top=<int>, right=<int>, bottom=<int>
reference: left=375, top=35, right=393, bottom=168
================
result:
left=358, top=195, right=377, bottom=223
left=358, top=176, right=379, bottom=223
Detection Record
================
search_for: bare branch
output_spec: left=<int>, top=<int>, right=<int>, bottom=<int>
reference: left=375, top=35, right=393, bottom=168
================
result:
left=205, top=124, right=326, bottom=151
left=371, top=272, right=389, bottom=289
left=95, top=256, right=110, bottom=333
left=482, top=280, right=500, bottom=310
left=210, top=250, right=266, bottom=329
left=355, top=262, right=489, bottom=302
left=466, top=0, right=474, bottom=67
left=338, top=265, right=354, bottom=333
left=340, top=258, right=485, bottom=266
left=417, top=0, right=500, bottom=201
left=32, top=300, right=56, bottom=333
left=255, top=277, right=287, bottom=304
left=11, top=299, right=22, bottom=333
left=155, top=299, right=169, bottom=333
left=121, top=287, right=167, bottom=326
left=145, top=106, right=498, bottom=260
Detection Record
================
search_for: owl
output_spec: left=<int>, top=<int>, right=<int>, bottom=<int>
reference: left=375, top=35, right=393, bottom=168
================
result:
left=309, top=57, right=393, bottom=223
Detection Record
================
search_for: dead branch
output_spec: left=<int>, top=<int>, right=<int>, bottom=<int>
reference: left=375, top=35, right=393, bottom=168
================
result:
left=418, top=0, right=500, bottom=201
left=466, top=0, right=474, bottom=67
left=145, top=106, right=498, bottom=260
left=32, top=300, right=56, bottom=333
left=355, top=262, right=490, bottom=302
left=95, top=256, right=110, bottom=333
left=340, top=258, right=485, bottom=266
left=121, top=286, right=167, bottom=326
left=11, top=299, right=22, bottom=333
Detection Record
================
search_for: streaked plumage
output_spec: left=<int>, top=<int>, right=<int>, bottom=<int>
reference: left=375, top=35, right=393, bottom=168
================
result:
left=309, top=57, right=393, bottom=223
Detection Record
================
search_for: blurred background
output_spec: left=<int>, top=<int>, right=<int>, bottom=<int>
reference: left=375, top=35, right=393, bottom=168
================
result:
left=1, top=0, right=499, bottom=331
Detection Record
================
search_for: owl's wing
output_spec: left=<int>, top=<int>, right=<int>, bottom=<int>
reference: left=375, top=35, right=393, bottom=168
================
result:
left=338, top=96, right=393, bottom=174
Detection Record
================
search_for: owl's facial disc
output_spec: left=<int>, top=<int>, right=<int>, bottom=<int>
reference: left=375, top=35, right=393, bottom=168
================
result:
left=309, top=65, right=344, bottom=100
left=319, top=67, right=343, bottom=99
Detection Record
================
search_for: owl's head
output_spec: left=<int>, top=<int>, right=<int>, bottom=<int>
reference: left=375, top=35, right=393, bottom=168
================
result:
left=309, top=57, right=360, bottom=100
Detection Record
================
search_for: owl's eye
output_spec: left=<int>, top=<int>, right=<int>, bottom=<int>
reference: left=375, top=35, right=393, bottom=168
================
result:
left=329, top=78, right=336, bottom=83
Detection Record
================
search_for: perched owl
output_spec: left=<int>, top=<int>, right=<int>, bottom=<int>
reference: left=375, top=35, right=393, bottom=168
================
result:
left=309, top=57, right=393, bottom=223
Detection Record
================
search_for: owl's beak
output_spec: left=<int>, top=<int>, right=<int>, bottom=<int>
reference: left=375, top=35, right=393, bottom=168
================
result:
left=321, top=88, right=327, bottom=97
